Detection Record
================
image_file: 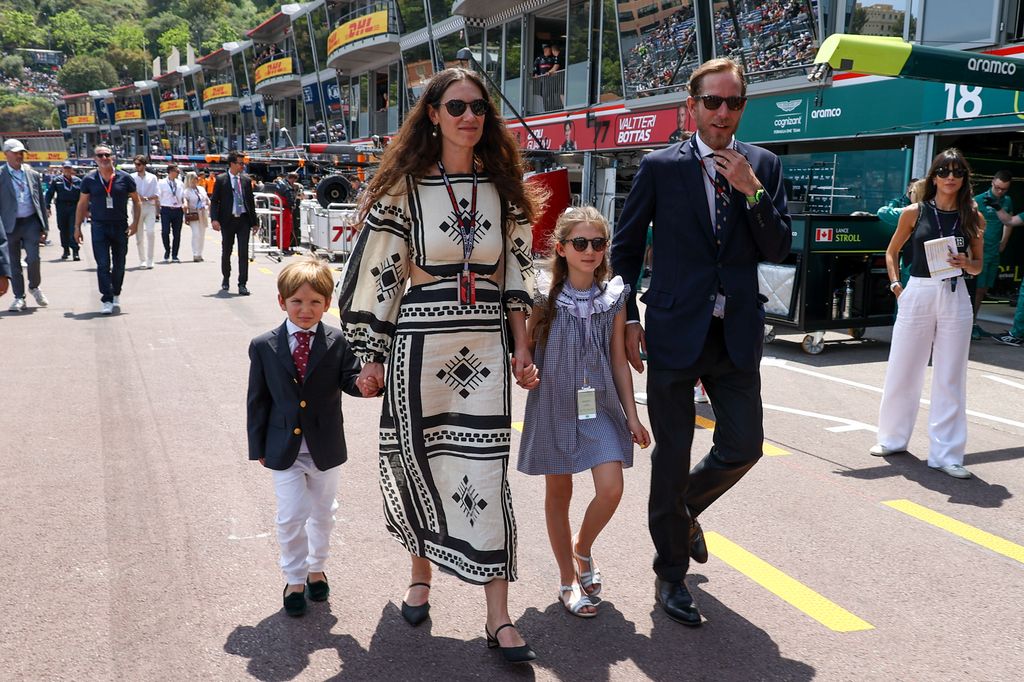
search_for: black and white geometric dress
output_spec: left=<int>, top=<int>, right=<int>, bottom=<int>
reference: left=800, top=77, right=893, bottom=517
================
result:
left=338, top=173, right=534, bottom=584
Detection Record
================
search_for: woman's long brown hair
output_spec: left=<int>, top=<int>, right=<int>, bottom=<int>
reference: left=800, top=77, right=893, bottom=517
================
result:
left=358, top=68, right=543, bottom=230
left=920, top=148, right=982, bottom=241
left=532, top=206, right=611, bottom=347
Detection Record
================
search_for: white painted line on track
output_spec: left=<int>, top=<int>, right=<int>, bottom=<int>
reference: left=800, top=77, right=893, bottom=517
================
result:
left=983, top=375, right=1024, bottom=391
left=762, top=358, right=1024, bottom=431
left=762, top=403, right=877, bottom=433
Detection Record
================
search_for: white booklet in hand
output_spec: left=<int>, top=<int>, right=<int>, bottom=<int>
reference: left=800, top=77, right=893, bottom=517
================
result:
left=923, top=236, right=963, bottom=279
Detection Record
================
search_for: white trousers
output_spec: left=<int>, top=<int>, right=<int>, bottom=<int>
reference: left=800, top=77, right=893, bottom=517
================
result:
left=271, top=452, right=340, bottom=585
left=876, top=276, right=972, bottom=467
left=190, top=209, right=207, bottom=258
left=133, top=204, right=157, bottom=264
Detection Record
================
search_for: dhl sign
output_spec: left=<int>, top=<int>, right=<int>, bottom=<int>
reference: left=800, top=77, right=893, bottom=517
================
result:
left=327, top=10, right=389, bottom=56
left=160, top=99, right=186, bottom=114
left=67, top=115, right=96, bottom=126
left=115, top=109, right=143, bottom=122
left=203, top=83, right=233, bottom=101
left=25, top=151, right=68, bottom=162
left=255, top=57, right=293, bottom=84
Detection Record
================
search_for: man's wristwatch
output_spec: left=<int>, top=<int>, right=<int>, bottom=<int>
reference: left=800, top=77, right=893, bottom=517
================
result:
left=889, top=280, right=901, bottom=292
left=745, top=188, right=765, bottom=206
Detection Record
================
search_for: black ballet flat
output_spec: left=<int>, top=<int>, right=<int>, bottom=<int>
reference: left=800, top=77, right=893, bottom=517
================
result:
left=306, top=574, right=329, bottom=602
left=485, top=623, right=537, bottom=664
left=401, top=582, right=431, bottom=626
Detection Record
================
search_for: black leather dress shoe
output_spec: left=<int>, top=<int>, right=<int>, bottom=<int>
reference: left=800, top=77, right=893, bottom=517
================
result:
left=307, top=575, right=329, bottom=602
left=221, top=279, right=229, bottom=291
left=690, top=518, right=709, bottom=564
left=283, top=586, right=306, bottom=617
left=238, top=285, right=250, bottom=296
left=656, top=578, right=701, bottom=626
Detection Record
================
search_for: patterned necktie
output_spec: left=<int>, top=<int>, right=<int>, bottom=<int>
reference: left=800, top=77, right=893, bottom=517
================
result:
left=713, top=171, right=731, bottom=235
left=292, top=331, right=314, bottom=381
left=232, top=174, right=243, bottom=215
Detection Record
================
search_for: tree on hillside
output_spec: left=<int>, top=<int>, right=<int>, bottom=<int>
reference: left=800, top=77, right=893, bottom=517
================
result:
left=0, top=9, right=44, bottom=50
left=108, top=48, right=152, bottom=83
left=50, top=10, right=106, bottom=56
left=157, top=24, right=191, bottom=60
left=0, top=93, right=56, bottom=132
left=110, top=22, right=149, bottom=53
left=57, top=55, right=118, bottom=94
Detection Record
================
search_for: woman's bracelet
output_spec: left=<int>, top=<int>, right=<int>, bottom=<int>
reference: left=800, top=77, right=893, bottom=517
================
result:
left=889, top=281, right=901, bottom=292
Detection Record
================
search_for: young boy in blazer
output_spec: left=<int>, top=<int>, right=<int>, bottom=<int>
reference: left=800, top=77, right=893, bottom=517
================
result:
left=247, top=257, right=364, bottom=616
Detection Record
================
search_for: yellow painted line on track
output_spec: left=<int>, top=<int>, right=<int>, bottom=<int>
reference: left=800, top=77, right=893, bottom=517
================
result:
left=327, top=307, right=340, bottom=319
left=511, top=421, right=523, bottom=432
left=259, top=267, right=274, bottom=275
left=694, top=416, right=789, bottom=456
left=706, top=532, right=874, bottom=632
left=883, top=500, right=1024, bottom=564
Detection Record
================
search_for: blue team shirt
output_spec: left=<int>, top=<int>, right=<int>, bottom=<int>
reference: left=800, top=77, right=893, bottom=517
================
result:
left=81, top=170, right=136, bottom=224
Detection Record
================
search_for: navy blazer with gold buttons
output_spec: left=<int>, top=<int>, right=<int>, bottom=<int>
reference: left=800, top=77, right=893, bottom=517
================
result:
left=247, top=321, right=362, bottom=471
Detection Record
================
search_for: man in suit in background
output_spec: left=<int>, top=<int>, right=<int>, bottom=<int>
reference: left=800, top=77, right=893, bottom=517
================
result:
left=611, top=58, right=792, bottom=627
left=1, top=139, right=51, bottom=312
left=210, top=150, right=258, bottom=295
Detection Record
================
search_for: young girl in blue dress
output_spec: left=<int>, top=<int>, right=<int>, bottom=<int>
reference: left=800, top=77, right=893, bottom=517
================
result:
left=519, top=206, right=651, bottom=617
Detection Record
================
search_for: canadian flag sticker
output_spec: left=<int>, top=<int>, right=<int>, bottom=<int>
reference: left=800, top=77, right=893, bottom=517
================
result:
left=815, top=228, right=834, bottom=242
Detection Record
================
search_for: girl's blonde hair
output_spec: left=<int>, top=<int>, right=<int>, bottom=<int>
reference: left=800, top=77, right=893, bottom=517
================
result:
left=532, top=205, right=611, bottom=346
left=184, top=171, right=199, bottom=190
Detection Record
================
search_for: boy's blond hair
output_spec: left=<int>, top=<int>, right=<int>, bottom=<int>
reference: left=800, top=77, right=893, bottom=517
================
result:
left=277, top=256, right=335, bottom=300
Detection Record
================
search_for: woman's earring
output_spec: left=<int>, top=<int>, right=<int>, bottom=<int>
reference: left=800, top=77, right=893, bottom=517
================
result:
left=431, top=124, right=439, bottom=138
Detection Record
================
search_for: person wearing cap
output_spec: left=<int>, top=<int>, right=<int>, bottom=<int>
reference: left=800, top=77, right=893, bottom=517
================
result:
left=74, top=145, right=141, bottom=315
left=1, top=138, right=51, bottom=312
left=533, top=44, right=557, bottom=77
left=43, top=161, right=82, bottom=261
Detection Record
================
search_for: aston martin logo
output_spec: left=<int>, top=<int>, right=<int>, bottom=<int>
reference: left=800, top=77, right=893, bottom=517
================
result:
left=776, top=100, right=802, bottom=113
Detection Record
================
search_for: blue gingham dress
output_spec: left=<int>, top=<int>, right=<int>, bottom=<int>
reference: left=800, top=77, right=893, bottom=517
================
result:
left=518, top=276, right=634, bottom=475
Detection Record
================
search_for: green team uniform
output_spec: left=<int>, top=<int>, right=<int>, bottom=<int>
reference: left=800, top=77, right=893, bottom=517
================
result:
left=973, top=190, right=1011, bottom=289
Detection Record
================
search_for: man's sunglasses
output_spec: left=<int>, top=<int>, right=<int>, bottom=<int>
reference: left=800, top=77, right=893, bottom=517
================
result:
left=560, top=237, right=608, bottom=252
left=935, top=167, right=967, bottom=179
left=694, top=95, right=747, bottom=111
left=442, top=99, right=489, bottom=117
left=95, top=153, right=113, bottom=158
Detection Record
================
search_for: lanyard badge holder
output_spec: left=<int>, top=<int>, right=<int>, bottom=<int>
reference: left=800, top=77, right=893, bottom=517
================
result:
left=438, top=162, right=479, bottom=306
left=574, top=288, right=599, bottom=420
left=104, top=172, right=115, bottom=209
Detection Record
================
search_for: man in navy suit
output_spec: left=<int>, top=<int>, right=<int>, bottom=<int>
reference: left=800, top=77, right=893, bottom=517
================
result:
left=611, top=58, right=792, bottom=626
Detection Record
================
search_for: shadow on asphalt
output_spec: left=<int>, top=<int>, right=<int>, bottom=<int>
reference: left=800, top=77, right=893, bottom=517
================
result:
left=224, top=582, right=816, bottom=680
left=836, top=448, right=1017, bottom=507
left=62, top=311, right=125, bottom=320
left=764, top=336, right=890, bottom=368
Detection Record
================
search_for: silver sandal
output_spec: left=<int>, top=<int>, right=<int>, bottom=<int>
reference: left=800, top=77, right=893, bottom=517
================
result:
left=573, top=541, right=603, bottom=597
left=559, top=583, right=597, bottom=618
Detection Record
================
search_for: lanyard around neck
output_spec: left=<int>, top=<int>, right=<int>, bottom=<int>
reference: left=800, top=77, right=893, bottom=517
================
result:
left=930, top=201, right=959, bottom=239
left=437, top=161, right=478, bottom=270
left=691, top=135, right=733, bottom=203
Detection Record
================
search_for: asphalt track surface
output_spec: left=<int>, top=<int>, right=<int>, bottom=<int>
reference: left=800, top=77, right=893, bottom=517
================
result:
left=1, top=229, right=1022, bottom=681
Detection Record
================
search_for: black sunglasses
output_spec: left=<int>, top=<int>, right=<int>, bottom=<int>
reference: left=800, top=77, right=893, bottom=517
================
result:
left=935, top=167, right=966, bottom=179
left=442, top=99, right=489, bottom=117
left=560, top=237, right=608, bottom=252
left=95, top=153, right=113, bottom=158
left=694, top=95, right=747, bottom=111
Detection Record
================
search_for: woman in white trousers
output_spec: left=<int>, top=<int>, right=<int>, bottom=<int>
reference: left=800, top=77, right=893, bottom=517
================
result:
left=871, top=148, right=984, bottom=478
left=183, top=172, right=210, bottom=262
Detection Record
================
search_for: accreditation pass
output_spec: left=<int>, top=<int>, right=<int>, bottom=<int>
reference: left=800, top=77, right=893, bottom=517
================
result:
left=577, top=386, right=597, bottom=420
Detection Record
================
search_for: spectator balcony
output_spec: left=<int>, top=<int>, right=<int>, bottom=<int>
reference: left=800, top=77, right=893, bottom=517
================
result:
left=198, top=49, right=241, bottom=113
left=253, top=54, right=301, bottom=96
left=451, top=0, right=520, bottom=20
left=159, top=97, right=191, bottom=121
left=66, top=114, right=98, bottom=131
left=325, top=1, right=401, bottom=73
left=525, top=71, right=566, bottom=116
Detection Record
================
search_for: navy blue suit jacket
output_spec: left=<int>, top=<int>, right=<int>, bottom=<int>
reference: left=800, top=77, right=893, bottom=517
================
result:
left=611, top=140, right=792, bottom=371
left=247, top=321, right=362, bottom=471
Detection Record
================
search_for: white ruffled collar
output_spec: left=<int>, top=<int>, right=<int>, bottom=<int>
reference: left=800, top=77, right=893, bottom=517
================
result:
left=553, top=275, right=625, bottom=317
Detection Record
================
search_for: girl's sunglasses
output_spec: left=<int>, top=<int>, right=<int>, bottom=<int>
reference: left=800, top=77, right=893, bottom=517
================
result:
left=442, top=99, right=489, bottom=117
left=560, top=237, right=608, bottom=252
left=935, top=167, right=966, bottom=179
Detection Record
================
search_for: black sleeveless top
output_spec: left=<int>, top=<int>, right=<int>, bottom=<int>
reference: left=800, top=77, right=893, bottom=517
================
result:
left=909, top=201, right=968, bottom=278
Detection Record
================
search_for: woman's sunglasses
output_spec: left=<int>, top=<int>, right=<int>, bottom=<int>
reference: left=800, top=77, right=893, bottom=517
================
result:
left=442, top=99, right=489, bottom=117
left=95, top=153, right=113, bottom=158
left=935, top=167, right=967, bottom=179
left=560, top=237, right=608, bottom=252
left=694, top=95, right=747, bottom=111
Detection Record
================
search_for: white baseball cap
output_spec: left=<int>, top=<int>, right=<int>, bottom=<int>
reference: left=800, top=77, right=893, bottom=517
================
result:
left=3, top=139, right=27, bottom=153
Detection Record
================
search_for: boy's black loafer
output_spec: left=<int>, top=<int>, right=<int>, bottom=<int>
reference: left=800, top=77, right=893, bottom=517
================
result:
left=307, top=575, right=330, bottom=602
left=283, top=586, right=307, bottom=617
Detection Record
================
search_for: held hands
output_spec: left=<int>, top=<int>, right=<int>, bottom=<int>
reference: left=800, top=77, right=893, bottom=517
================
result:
left=511, top=347, right=540, bottom=390
left=713, top=148, right=761, bottom=197
left=625, top=324, right=647, bottom=373
left=628, top=418, right=651, bottom=449
left=356, top=362, right=384, bottom=398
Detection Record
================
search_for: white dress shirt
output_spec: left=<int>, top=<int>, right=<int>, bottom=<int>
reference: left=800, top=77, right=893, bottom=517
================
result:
left=692, top=132, right=736, bottom=228
left=133, top=171, right=159, bottom=206
left=157, top=177, right=184, bottom=208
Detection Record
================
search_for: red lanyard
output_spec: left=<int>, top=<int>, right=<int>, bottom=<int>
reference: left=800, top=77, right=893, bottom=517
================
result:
left=102, top=171, right=115, bottom=198
left=437, top=161, right=478, bottom=271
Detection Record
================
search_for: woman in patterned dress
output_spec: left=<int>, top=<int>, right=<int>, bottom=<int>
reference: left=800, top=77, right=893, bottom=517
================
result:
left=337, top=68, right=543, bottom=662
